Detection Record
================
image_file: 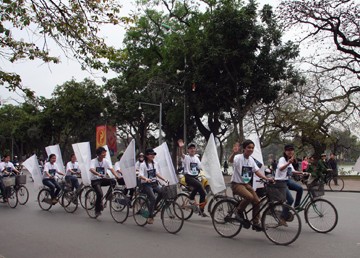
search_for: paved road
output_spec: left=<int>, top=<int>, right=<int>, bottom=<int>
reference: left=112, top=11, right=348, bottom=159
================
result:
left=0, top=179, right=359, bottom=258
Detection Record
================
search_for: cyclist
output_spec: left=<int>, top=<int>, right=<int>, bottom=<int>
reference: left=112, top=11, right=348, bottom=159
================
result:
left=89, top=147, right=120, bottom=218
left=178, top=140, right=208, bottom=216
left=275, top=144, right=308, bottom=211
left=43, top=154, right=65, bottom=204
left=138, top=148, right=168, bottom=224
left=0, top=160, right=8, bottom=201
left=231, top=140, right=272, bottom=231
left=114, top=152, right=135, bottom=202
left=65, top=153, right=81, bottom=191
left=1, top=154, right=20, bottom=175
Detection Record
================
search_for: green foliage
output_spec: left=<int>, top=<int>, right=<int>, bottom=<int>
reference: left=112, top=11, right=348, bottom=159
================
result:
left=0, top=0, right=129, bottom=91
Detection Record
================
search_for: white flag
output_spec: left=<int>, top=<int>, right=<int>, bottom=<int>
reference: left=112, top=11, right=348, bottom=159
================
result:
left=45, top=144, right=65, bottom=174
left=154, top=142, right=178, bottom=185
left=22, top=154, right=43, bottom=191
left=249, top=135, right=265, bottom=190
left=119, top=139, right=137, bottom=188
left=202, top=134, right=226, bottom=194
left=72, top=142, right=92, bottom=186
left=102, top=145, right=115, bottom=178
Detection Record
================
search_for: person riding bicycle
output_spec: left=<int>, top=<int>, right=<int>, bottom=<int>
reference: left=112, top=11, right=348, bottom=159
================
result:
left=317, top=153, right=332, bottom=179
left=114, top=151, right=135, bottom=202
left=0, top=160, right=8, bottom=202
left=43, top=154, right=65, bottom=204
left=138, top=148, right=168, bottom=224
left=231, top=140, right=271, bottom=232
left=178, top=140, right=208, bottom=217
left=89, top=147, right=121, bottom=218
left=275, top=144, right=308, bottom=212
left=65, top=153, right=81, bottom=191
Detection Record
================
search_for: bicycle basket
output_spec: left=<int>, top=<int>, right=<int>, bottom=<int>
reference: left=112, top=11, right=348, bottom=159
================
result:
left=162, top=184, right=178, bottom=200
left=309, top=183, right=325, bottom=197
left=266, top=181, right=287, bottom=202
left=15, top=174, right=27, bottom=185
left=3, top=177, right=16, bottom=187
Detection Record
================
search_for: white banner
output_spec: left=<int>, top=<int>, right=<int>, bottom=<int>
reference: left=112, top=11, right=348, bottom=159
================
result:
left=249, top=135, right=265, bottom=190
left=354, top=156, right=360, bottom=173
left=22, top=154, right=43, bottom=191
left=45, top=144, right=65, bottom=174
left=102, top=145, right=115, bottom=178
left=201, top=134, right=226, bottom=194
left=154, top=142, right=178, bottom=185
left=72, top=142, right=92, bottom=186
left=119, top=140, right=137, bottom=188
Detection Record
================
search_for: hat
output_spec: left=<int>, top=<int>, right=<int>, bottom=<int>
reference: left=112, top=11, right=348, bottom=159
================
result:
left=187, top=142, right=197, bottom=149
left=284, top=144, right=295, bottom=150
left=145, top=148, right=157, bottom=155
left=321, top=153, right=327, bottom=157
left=139, top=152, right=144, bottom=156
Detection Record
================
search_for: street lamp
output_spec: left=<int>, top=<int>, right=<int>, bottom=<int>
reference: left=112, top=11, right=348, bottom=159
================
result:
left=161, top=23, right=187, bottom=147
left=138, top=102, right=163, bottom=145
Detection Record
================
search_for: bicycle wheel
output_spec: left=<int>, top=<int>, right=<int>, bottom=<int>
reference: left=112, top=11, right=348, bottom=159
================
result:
left=212, top=199, right=242, bottom=238
left=17, top=185, right=29, bottom=205
left=161, top=202, right=184, bottom=234
left=79, top=186, right=91, bottom=209
left=132, top=196, right=149, bottom=226
left=37, top=189, right=53, bottom=211
left=208, top=195, right=228, bottom=215
left=328, top=177, right=344, bottom=191
left=262, top=203, right=301, bottom=245
left=110, top=191, right=129, bottom=223
left=305, top=198, right=338, bottom=233
left=62, top=191, right=78, bottom=213
left=7, top=187, right=18, bottom=208
left=84, top=188, right=97, bottom=218
left=175, top=193, right=193, bottom=220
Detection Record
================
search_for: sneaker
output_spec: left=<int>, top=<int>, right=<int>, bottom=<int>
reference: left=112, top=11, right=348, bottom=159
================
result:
left=278, top=218, right=288, bottom=227
left=189, top=199, right=198, bottom=206
left=147, top=217, right=154, bottom=224
left=200, top=212, right=208, bottom=218
left=252, top=224, right=263, bottom=232
left=95, top=211, right=101, bottom=218
left=52, top=198, right=58, bottom=205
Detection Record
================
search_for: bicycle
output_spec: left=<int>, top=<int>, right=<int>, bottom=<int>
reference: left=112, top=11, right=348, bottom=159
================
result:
left=295, top=179, right=338, bottom=233
left=84, top=180, right=129, bottom=223
left=211, top=179, right=302, bottom=246
left=37, top=176, right=78, bottom=213
left=14, top=173, right=29, bottom=205
left=0, top=175, right=18, bottom=208
left=323, top=170, right=344, bottom=191
left=132, top=183, right=184, bottom=234
left=176, top=173, right=227, bottom=219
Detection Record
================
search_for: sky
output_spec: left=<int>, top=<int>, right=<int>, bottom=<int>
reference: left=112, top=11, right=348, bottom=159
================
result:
left=0, top=0, right=283, bottom=105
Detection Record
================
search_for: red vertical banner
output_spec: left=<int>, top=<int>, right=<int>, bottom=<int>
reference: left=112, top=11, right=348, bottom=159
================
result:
left=96, top=125, right=106, bottom=149
left=106, top=125, right=117, bottom=156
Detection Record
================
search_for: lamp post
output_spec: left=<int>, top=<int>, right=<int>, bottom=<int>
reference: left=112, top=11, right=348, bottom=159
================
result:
left=138, top=102, right=163, bottom=145
left=162, top=23, right=187, bottom=147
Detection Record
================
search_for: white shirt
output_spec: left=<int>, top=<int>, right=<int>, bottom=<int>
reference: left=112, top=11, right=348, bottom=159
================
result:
left=139, top=161, right=160, bottom=183
left=114, top=161, right=122, bottom=178
left=90, top=158, right=113, bottom=180
left=231, top=154, right=260, bottom=184
left=66, top=161, right=80, bottom=176
left=183, top=155, right=202, bottom=176
left=275, top=157, right=294, bottom=181
left=0, top=162, right=5, bottom=176
left=43, top=162, right=60, bottom=179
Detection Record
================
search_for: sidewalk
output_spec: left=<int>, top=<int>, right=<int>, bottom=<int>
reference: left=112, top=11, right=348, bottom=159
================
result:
left=223, top=175, right=360, bottom=193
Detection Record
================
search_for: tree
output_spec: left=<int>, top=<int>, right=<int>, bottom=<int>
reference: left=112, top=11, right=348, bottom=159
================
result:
left=278, top=0, right=360, bottom=90
left=0, top=0, right=129, bottom=97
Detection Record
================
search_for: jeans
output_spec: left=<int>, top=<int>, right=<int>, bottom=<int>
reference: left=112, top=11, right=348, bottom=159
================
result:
left=185, top=174, right=206, bottom=205
left=142, top=183, right=163, bottom=218
left=286, top=179, right=303, bottom=207
left=91, top=178, right=116, bottom=213
left=0, top=176, right=6, bottom=199
left=65, top=175, right=79, bottom=191
left=43, top=178, right=61, bottom=199
left=231, top=183, right=261, bottom=224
